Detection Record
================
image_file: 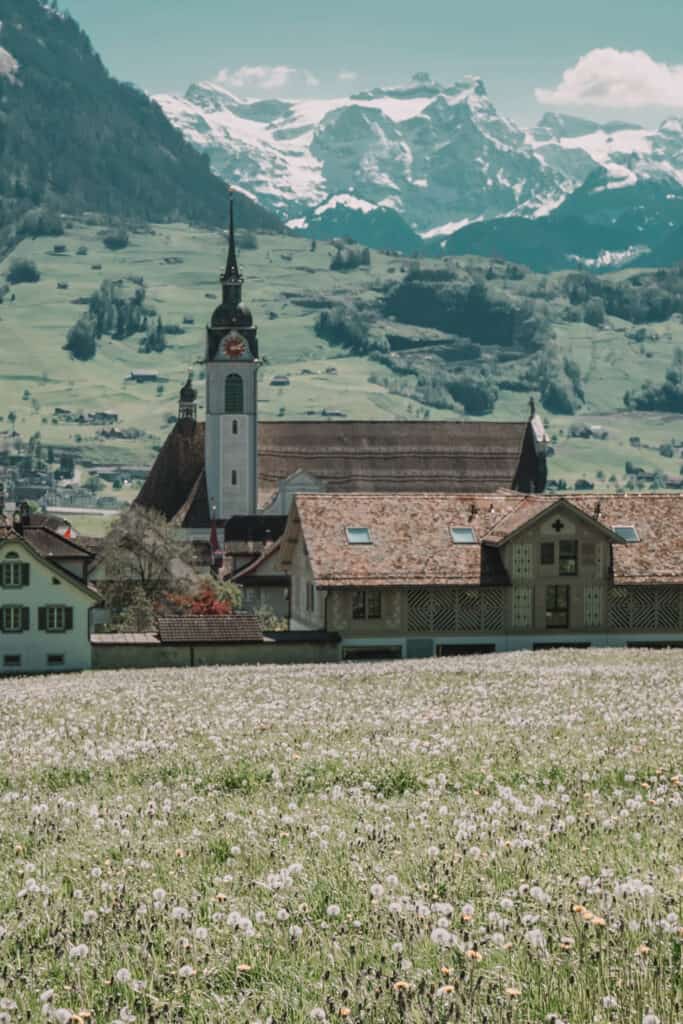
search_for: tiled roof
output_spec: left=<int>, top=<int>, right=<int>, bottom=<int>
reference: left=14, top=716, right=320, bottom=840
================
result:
left=0, top=526, right=100, bottom=598
left=136, top=419, right=544, bottom=526
left=157, top=614, right=264, bottom=645
left=287, top=492, right=683, bottom=588
left=91, top=633, right=160, bottom=646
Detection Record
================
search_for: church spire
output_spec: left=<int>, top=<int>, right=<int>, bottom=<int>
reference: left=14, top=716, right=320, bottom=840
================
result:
left=221, top=188, right=242, bottom=285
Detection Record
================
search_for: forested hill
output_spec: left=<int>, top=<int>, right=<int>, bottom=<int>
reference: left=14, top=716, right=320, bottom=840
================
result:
left=0, top=0, right=282, bottom=248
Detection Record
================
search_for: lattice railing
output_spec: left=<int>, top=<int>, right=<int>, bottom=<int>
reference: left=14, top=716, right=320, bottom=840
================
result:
left=608, top=587, right=683, bottom=632
left=407, top=588, right=504, bottom=634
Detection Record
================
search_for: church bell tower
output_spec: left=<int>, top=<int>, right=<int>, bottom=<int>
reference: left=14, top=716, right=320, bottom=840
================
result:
left=204, top=191, right=259, bottom=520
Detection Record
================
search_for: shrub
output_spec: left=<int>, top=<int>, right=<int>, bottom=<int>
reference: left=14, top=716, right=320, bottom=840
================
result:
left=101, top=228, right=129, bottom=251
left=584, top=297, right=606, bottom=327
left=330, top=245, right=371, bottom=271
left=6, top=258, right=40, bottom=284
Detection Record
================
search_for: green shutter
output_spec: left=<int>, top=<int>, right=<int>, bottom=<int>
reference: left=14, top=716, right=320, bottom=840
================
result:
left=21, top=563, right=29, bottom=586
left=0, top=607, right=5, bottom=632
left=65, top=607, right=73, bottom=631
left=38, top=607, right=47, bottom=631
left=21, top=607, right=29, bottom=632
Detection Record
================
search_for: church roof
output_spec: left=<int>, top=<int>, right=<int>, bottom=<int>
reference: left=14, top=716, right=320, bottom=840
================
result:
left=135, top=418, right=541, bottom=528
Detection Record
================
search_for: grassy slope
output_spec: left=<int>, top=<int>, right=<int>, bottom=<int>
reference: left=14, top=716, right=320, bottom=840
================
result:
left=1, top=220, right=682, bottom=489
left=1, top=650, right=681, bottom=1021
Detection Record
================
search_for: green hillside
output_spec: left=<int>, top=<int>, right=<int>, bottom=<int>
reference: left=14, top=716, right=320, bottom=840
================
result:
left=2, top=219, right=683, bottom=492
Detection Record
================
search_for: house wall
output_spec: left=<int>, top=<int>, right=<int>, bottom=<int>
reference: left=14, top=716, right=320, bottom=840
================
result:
left=0, top=542, right=95, bottom=675
left=289, top=541, right=325, bottom=631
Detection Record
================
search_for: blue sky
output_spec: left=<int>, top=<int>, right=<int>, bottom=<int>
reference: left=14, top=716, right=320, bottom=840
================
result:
left=63, top=0, right=683, bottom=126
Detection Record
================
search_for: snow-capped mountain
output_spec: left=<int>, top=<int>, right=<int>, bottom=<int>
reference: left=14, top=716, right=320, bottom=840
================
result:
left=154, top=74, right=573, bottom=238
left=155, top=73, right=683, bottom=266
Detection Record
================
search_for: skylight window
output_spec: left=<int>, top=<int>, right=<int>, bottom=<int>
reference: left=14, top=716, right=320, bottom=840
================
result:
left=451, top=527, right=477, bottom=544
left=346, top=527, right=372, bottom=545
left=613, top=525, right=640, bottom=543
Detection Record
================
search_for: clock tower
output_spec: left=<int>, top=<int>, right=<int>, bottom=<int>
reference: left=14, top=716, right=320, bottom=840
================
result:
left=205, top=192, right=259, bottom=520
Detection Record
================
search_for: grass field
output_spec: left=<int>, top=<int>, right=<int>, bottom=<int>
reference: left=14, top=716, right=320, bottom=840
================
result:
left=2, top=220, right=683, bottom=489
left=1, top=650, right=682, bottom=1022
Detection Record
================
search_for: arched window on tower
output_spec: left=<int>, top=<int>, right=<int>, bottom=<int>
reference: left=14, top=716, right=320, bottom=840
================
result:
left=225, top=374, right=244, bottom=414
left=232, top=420, right=238, bottom=435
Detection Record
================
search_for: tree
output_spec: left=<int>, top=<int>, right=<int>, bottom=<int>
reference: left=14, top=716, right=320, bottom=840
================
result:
left=98, top=507, right=198, bottom=625
left=584, top=297, right=606, bottom=327
left=101, top=228, right=129, bottom=251
left=166, top=580, right=237, bottom=616
left=7, top=258, right=40, bottom=284
left=64, top=315, right=97, bottom=361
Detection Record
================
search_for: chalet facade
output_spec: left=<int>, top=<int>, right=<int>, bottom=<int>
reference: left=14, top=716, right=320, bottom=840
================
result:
left=0, top=514, right=100, bottom=675
left=276, top=492, right=683, bottom=658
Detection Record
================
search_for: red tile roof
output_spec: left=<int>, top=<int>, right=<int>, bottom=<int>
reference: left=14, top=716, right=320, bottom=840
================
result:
left=135, top=418, right=544, bottom=526
left=286, top=492, right=683, bottom=588
left=156, top=614, right=264, bottom=645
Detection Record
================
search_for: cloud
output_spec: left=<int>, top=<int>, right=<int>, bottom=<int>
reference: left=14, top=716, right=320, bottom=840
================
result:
left=536, top=48, right=683, bottom=109
left=215, top=65, right=318, bottom=93
left=337, top=70, right=358, bottom=82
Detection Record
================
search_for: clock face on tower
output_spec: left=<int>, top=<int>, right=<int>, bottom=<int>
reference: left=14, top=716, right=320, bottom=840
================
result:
left=223, top=331, right=246, bottom=359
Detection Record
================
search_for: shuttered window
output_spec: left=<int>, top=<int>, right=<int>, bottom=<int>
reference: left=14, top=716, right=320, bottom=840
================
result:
left=38, top=606, right=73, bottom=633
left=511, top=544, right=532, bottom=580
left=512, top=586, right=533, bottom=628
left=1, top=561, right=29, bottom=588
left=0, top=606, right=28, bottom=632
left=584, top=586, right=602, bottom=627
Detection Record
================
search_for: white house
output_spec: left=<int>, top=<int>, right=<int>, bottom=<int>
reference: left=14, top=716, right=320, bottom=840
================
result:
left=0, top=516, right=100, bottom=675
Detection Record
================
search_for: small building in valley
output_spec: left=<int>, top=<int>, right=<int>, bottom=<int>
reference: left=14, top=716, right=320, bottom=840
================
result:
left=278, top=491, right=683, bottom=659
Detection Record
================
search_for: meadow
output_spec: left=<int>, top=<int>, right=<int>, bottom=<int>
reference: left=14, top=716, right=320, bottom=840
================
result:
left=2, top=221, right=683, bottom=491
left=1, top=649, right=681, bottom=1022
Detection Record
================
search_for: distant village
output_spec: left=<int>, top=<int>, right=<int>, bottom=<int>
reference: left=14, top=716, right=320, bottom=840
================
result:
left=4, top=199, right=683, bottom=676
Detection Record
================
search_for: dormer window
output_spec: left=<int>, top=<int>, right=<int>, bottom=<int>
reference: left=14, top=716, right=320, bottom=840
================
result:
left=346, top=527, right=371, bottom=545
left=614, top=525, right=640, bottom=543
left=451, top=527, right=477, bottom=544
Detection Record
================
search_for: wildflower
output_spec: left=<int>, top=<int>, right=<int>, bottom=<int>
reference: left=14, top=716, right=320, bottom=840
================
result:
left=466, top=949, right=482, bottom=961
left=237, top=963, right=251, bottom=972
left=194, top=927, right=209, bottom=941
left=437, top=985, right=455, bottom=996
left=178, top=965, right=196, bottom=979
left=289, top=925, right=303, bottom=941
left=393, top=981, right=410, bottom=991
left=370, top=883, right=384, bottom=899
left=115, top=969, right=132, bottom=985
left=326, top=904, right=341, bottom=918
left=309, top=1010, right=327, bottom=1022
left=82, top=910, right=98, bottom=926
left=339, top=1009, right=351, bottom=1017
left=642, top=1014, right=660, bottom=1024
left=602, top=996, right=618, bottom=1009
left=505, top=987, right=522, bottom=997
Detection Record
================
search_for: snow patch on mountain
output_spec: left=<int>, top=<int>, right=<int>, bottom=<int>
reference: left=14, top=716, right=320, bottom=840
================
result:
left=0, top=45, right=18, bottom=82
left=314, top=193, right=377, bottom=215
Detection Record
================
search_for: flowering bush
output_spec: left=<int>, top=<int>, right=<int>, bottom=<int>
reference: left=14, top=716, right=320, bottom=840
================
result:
left=0, top=649, right=681, bottom=1022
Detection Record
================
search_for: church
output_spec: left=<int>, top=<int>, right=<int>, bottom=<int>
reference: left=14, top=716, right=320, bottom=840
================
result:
left=136, top=195, right=549, bottom=548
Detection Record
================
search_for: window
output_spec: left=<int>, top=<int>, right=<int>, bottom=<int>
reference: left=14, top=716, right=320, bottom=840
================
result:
left=231, top=470, right=238, bottom=486
left=352, top=590, right=382, bottom=620
left=540, top=542, right=555, bottom=565
left=1, top=606, right=27, bottom=632
left=3, top=654, right=21, bottom=668
left=614, top=525, right=639, bottom=543
left=558, top=540, right=578, bottom=576
left=38, top=606, right=73, bottom=633
left=224, top=374, right=244, bottom=414
left=346, top=527, right=371, bottom=545
left=546, top=585, right=569, bottom=628
left=451, top=527, right=477, bottom=544
left=306, top=582, right=316, bottom=613
left=232, top=419, right=239, bottom=435
left=47, top=654, right=65, bottom=667
left=1, top=559, right=28, bottom=588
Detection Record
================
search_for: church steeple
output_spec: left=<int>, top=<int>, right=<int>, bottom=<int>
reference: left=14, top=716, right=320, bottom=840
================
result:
left=220, top=188, right=243, bottom=309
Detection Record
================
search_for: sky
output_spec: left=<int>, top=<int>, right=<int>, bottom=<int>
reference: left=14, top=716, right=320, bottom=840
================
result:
left=62, top=0, right=683, bottom=127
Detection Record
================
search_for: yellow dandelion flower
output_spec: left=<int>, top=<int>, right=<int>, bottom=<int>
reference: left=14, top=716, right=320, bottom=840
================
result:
left=215, top=892, right=227, bottom=902
left=175, top=848, right=185, bottom=858
left=237, top=963, right=252, bottom=972
left=466, top=949, right=482, bottom=961
left=440, top=966, right=452, bottom=976
left=461, top=913, right=473, bottom=922
left=636, top=944, right=650, bottom=956
left=572, top=903, right=585, bottom=913
left=591, top=916, right=606, bottom=927
left=339, top=1009, right=351, bottom=1017
left=437, top=985, right=455, bottom=995
left=393, top=980, right=410, bottom=991
left=505, top=987, right=522, bottom=997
